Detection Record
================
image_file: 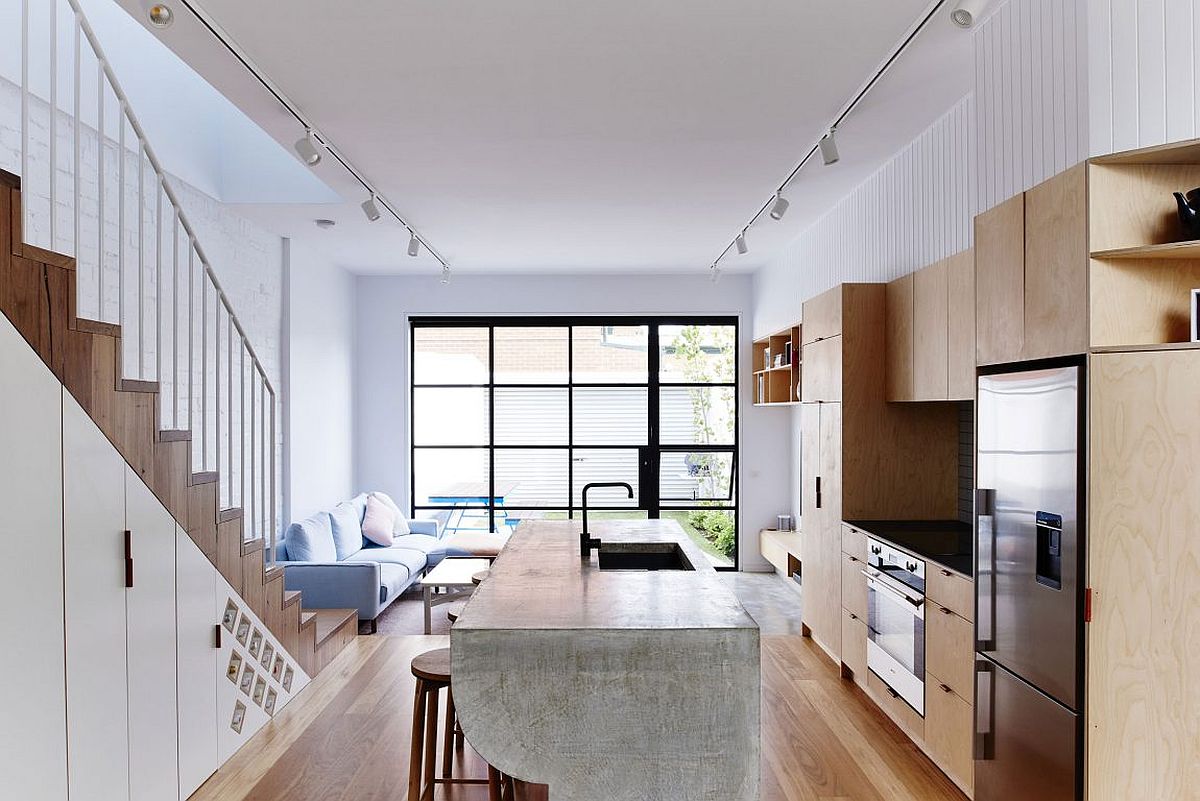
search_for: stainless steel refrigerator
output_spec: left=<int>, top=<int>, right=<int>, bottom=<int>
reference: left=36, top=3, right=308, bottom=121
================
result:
left=975, top=363, right=1084, bottom=801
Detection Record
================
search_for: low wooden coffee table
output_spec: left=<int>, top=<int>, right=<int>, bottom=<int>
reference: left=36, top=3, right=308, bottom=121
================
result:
left=419, top=557, right=491, bottom=634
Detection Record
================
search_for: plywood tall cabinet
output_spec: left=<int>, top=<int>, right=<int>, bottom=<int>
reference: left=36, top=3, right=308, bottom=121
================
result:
left=800, top=284, right=959, bottom=661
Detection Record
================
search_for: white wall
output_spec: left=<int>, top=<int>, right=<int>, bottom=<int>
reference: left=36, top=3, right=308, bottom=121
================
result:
left=354, top=272, right=788, bottom=571
left=282, top=240, right=356, bottom=523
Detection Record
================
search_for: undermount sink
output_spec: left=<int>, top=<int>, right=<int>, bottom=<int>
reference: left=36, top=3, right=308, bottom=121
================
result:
left=597, top=542, right=694, bottom=571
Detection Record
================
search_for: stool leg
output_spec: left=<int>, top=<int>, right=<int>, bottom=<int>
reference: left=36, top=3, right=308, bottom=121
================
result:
left=488, top=765, right=503, bottom=801
left=422, top=685, right=440, bottom=801
left=442, top=690, right=456, bottom=778
left=504, top=774, right=517, bottom=800
left=408, top=679, right=427, bottom=801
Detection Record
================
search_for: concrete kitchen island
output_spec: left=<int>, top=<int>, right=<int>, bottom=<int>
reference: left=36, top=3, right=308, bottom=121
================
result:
left=451, top=519, right=760, bottom=801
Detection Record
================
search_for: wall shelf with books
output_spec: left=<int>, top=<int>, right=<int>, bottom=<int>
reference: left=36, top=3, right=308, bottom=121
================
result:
left=753, top=324, right=802, bottom=405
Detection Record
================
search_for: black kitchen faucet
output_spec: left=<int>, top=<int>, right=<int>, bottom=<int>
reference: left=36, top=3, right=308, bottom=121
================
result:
left=580, top=482, right=634, bottom=558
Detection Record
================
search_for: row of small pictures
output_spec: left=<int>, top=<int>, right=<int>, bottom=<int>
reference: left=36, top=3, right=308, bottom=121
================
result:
left=227, top=650, right=293, bottom=692
left=222, top=599, right=295, bottom=688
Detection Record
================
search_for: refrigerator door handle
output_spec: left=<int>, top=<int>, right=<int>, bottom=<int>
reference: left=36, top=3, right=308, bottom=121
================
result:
left=975, top=487, right=996, bottom=651
left=974, top=658, right=995, bottom=761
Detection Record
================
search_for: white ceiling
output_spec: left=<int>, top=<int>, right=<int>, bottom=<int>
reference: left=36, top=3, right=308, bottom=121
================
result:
left=113, top=0, right=974, bottom=276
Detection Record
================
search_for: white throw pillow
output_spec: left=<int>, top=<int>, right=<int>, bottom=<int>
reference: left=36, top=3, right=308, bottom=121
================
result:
left=361, top=494, right=397, bottom=547
left=372, top=492, right=411, bottom=537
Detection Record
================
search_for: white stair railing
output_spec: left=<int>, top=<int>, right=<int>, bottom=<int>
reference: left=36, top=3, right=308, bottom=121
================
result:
left=10, top=0, right=278, bottom=563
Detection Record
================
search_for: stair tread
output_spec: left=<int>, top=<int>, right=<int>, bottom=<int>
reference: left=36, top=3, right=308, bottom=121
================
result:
left=74, top=318, right=120, bottom=337
left=119, top=378, right=159, bottom=393
left=283, top=590, right=302, bottom=608
left=159, top=429, right=191, bottom=442
left=311, top=608, right=358, bottom=647
left=241, top=537, right=264, bottom=556
left=300, top=611, right=317, bottom=629
left=219, top=507, right=243, bottom=523
left=264, top=565, right=285, bottom=584
left=191, top=471, right=218, bottom=485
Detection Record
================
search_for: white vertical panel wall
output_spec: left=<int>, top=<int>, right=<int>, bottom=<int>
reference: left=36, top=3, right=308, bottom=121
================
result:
left=1088, top=0, right=1200, bottom=155
left=973, top=0, right=1089, bottom=213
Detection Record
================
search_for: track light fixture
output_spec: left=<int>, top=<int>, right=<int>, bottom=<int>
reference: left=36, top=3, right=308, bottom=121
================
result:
left=770, top=194, right=790, bottom=221
left=735, top=233, right=748, bottom=255
left=294, top=130, right=321, bottom=167
left=407, top=234, right=421, bottom=257
left=950, top=0, right=990, bottom=28
left=361, top=195, right=381, bottom=222
left=441, top=264, right=452, bottom=284
left=709, top=264, right=721, bottom=284
left=819, top=128, right=840, bottom=166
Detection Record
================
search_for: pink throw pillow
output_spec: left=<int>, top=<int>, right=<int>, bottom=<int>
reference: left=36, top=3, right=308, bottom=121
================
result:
left=361, top=494, right=397, bottom=547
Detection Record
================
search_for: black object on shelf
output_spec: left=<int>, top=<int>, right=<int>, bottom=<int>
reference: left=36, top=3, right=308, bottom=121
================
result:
left=1173, top=187, right=1200, bottom=239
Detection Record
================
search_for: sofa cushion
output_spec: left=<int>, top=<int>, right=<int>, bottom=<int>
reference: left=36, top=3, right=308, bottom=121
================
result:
left=377, top=562, right=413, bottom=604
left=330, top=502, right=365, bottom=561
left=361, top=494, right=397, bottom=547
left=372, top=492, right=411, bottom=537
left=349, top=492, right=370, bottom=522
left=345, top=544, right=428, bottom=578
left=284, top=512, right=336, bottom=563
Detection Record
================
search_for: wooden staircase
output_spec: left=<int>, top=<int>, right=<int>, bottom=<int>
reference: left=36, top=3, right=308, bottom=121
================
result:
left=0, top=170, right=356, bottom=677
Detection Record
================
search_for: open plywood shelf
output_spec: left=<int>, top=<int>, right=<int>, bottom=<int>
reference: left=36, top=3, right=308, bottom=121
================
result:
left=753, top=324, right=802, bottom=405
left=1088, top=137, right=1200, bottom=350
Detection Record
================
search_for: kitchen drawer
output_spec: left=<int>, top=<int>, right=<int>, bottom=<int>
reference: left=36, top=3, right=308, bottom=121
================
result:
left=841, top=552, right=867, bottom=621
left=928, top=566, right=973, bottom=622
left=927, top=601, right=974, bottom=700
left=867, top=669, right=924, bottom=743
left=840, top=607, right=867, bottom=687
left=925, top=678, right=974, bottom=795
left=840, top=524, right=867, bottom=561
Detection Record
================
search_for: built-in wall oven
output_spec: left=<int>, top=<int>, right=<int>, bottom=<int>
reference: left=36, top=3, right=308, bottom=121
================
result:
left=864, top=537, right=926, bottom=715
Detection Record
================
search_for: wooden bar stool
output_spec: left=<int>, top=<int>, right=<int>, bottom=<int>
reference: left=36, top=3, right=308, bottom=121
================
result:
left=472, top=569, right=490, bottom=585
left=409, top=648, right=514, bottom=801
left=446, top=603, right=466, bottom=623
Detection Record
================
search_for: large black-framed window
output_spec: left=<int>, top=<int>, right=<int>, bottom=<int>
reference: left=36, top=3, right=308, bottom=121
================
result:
left=409, top=316, right=740, bottom=569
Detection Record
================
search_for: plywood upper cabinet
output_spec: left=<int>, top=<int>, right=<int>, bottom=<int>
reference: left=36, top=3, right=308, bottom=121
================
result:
left=946, top=249, right=976, bottom=400
left=913, top=258, right=949, bottom=400
left=801, top=336, right=842, bottom=402
left=1024, top=163, right=1089, bottom=361
left=975, top=193, right=1025, bottom=366
left=885, top=274, right=914, bottom=402
left=802, top=286, right=843, bottom=345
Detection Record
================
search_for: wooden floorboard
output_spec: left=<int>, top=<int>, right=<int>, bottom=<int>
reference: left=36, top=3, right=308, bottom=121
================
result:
left=190, top=634, right=967, bottom=801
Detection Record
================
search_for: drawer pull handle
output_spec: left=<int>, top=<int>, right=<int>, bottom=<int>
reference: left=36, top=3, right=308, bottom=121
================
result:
left=940, top=569, right=951, bottom=577
left=848, top=613, right=857, bottom=621
left=848, top=556, right=858, bottom=563
left=885, top=687, right=899, bottom=699
left=940, top=683, right=952, bottom=694
left=939, top=606, right=953, bottom=615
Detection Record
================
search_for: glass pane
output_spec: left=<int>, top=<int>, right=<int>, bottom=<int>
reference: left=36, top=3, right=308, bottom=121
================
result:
left=414, top=327, right=489, bottom=384
left=413, top=448, right=490, bottom=507
left=494, top=327, right=568, bottom=384
left=662, top=509, right=735, bottom=567
left=413, top=388, right=488, bottom=445
left=494, top=449, right=568, bottom=508
left=660, top=386, right=736, bottom=445
left=573, top=387, right=648, bottom=445
left=495, top=387, right=568, bottom=445
left=659, top=324, right=736, bottom=384
left=659, top=451, right=734, bottom=502
left=572, top=449, right=640, bottom=506
left=572, top=325, right=648, bottom=383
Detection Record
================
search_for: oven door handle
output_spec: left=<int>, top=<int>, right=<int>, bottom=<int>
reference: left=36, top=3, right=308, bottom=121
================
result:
left=862, top=569, right=924, bottom=608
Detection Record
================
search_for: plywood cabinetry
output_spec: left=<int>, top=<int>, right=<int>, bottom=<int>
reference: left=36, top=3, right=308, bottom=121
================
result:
left=1088, top=349, right=1200, bottom=801
left=946, top=250, right=976, bottom=400
left=1023, top=164, right=1089, bottom=360
left=886, top=250, right=973, bottom=402
left=840, top=609, right=867, bottom=687
left=802, top=286, right=842, bottom=344
left=799, top=401, right=842, bottom=660
left=801, top=336, right=842, bottom=402
left=925, top=679, right=974, bottom=794
left=975, top=193, right=1025, bottom=366
left=927, top=601, right=974, bottom=699
left=753, top=325, right=802, bottom=405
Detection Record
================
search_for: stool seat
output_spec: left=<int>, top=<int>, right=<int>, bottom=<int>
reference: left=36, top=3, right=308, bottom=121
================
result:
left=471, top=570, right=490, bottom=585
left=447, top=603, right=466, bottom=623
left=411, top=647, right=452, bottom=683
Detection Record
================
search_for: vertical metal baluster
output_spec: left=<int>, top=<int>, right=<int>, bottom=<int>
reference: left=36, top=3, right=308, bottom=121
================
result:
left=156, top=183, right=162, bottom=387
left=240, top=345, right=246, bottom=512
left=270, top=386, right=276, bottom=558
left=138, top=146, right=145, bottom=378
left=96, top=61, right=104, bottom=320
left=250, top=368, right=256, bottom=539
left=20, top=0, right=28, bottom=230
left=260, top=377, right=267, bottom=540
left=118, top=111, right=125, bottom=337
left=227, top=312, right=233, bottom=513
left=215, top=298, right=221, bottom=503
left=73, top=13, right=80, bottom=270
left=201, top=275, right=207, bottom=471
left=172, top=216, right=179, bottom=429
left=188, top=243, right=194, bottom=439
left=49, top=0, right=57, bottom=250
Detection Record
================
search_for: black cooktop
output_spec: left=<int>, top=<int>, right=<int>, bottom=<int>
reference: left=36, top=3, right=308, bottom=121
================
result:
left=844, top=519, right=973, bottom=577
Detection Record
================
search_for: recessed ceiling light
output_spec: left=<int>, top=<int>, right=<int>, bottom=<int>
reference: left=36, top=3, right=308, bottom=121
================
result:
left=315, top=219, right=336, bottom=230
left=148, top=4, right=174, bottom=28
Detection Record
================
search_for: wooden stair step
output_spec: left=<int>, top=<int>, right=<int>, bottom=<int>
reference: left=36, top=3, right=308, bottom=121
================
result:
left=263, top=565, right=284, bottom=585
left=191, top=471, right=218, bottom=486
left=73, top=318, right=120, bottom=337
left=159, top=429, right=191, bottom=442
left=300, top=611, right=317, bottom=630
left=219, top=507, right=243, bottom=523
left=118, top=378, right=159, bottom=393
left=312, top=608, right=358, bottom=648
left=240, top=537, right=264, bottom=556
left=283, top=590, right=301, bottom=608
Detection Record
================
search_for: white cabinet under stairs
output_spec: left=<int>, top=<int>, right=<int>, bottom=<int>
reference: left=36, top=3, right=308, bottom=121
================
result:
left=1, top=312, right=309, bottom=800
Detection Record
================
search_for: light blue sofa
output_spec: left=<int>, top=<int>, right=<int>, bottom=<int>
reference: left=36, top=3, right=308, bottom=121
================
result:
left=277, top=493, right=465, bottom=633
